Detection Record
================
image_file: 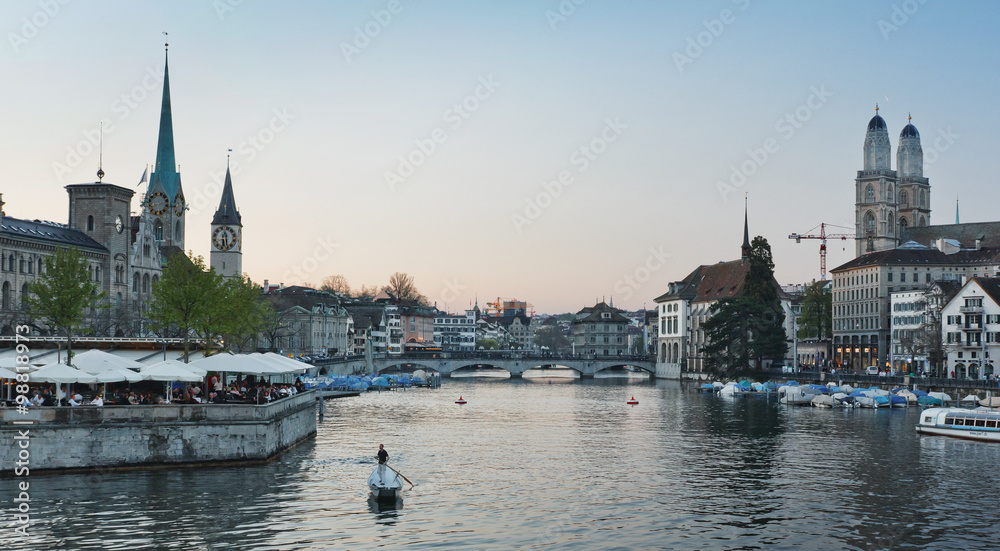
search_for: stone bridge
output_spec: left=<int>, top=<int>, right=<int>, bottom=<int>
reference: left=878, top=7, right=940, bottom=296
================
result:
left=312, top=352, right=657, bottom=379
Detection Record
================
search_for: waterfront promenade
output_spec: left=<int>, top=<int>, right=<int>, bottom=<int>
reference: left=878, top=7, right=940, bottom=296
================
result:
left=0, top=390, right=317, bottom=474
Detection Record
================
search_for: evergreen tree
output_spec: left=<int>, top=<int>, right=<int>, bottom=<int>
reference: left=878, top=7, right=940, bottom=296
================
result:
left=798, top=281, right=832, bottom=339
left=703, top=236, right=787, bottom=377
left=23, top=247, right=106, bottom=365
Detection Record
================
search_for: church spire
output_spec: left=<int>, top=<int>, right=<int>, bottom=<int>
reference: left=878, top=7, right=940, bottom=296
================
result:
left=741, top=194, right=751, bottom=261
left=956, top=197, right=960, bottom=224
left=212, top=156, right=242, bottom=226
left=153, top=38, right=179, bottom=198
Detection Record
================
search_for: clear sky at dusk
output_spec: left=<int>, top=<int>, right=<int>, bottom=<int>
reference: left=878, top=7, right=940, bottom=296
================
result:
left=4, top=0, right=999, bottom=314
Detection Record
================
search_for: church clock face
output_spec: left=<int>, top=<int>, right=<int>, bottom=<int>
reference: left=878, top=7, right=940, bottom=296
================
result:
left=212, top=226, right=237, bottom=251
left=174, top=196, right=185, bottom=216
left=148, top=191, right=168, bottom=215
left=115, top=215, right=124, bottom=234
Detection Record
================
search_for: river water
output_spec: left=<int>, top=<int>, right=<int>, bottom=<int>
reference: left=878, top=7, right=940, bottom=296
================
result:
left=4, top=377, right=1000, bottom=550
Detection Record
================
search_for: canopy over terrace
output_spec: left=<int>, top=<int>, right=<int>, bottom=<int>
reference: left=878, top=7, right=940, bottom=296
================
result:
left=71, top=349, right=144, bottom=374
left=192, top=353, right=286, bottom=376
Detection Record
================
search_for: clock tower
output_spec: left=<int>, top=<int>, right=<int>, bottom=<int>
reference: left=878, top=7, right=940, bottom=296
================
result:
left=210, top=163, right=242, bottom=278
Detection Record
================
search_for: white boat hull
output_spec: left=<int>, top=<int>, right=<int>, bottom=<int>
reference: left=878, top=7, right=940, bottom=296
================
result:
left=368, top=464, right=403, bottom=500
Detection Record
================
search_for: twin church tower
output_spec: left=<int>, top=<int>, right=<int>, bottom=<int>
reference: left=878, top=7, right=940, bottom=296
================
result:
left=854, top=106, right=931, bottom=256
left=142, top=44, right=243, bottom=278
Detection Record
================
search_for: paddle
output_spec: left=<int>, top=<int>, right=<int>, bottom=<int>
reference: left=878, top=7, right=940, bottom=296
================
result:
left=384, top=463, right=415, bottom=487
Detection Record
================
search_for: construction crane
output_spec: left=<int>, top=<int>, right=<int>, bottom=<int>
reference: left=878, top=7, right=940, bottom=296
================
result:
left=484, top=298, right=535, bottom=317
left=788, top=223, right=860, bottom=280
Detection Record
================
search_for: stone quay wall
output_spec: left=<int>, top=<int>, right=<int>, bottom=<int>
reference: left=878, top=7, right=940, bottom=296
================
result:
left=0, top=391, right=317, bottom=474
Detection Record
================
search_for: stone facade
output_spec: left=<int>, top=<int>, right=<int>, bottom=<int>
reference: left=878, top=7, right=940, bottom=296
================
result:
left=0, top=391, right=317, bottom=472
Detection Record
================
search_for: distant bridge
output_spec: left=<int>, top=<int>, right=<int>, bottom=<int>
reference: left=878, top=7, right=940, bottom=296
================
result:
left=312, top=352, right=656, bottom=378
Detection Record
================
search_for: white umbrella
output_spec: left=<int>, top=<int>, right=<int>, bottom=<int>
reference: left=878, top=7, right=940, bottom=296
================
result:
left=0, top=367, right=19, bottom=379
left=194, top=353, right=283, bottom=376
left=263, top=352, right=309, bottom=374
left=72, top=349, right=143, bottom=374
left=29, top=363, right=97, bottom=384
left=95, top=365, right=145, bottom=383
left=139, top=360, right=203, bottom=382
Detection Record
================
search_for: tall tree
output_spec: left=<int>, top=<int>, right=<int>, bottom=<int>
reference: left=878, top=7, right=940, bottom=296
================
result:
left=383, top=272, right=427, bottom=304
left=23, top=247, right=106, bottom=365
left=320, top=275, right=352, bottom=296
left=221, top=276, right=271, bottom=353
left=534, top=325, right=571, bottom=352
left=797, top=281, right=832, bottom=339
left=703, top=236, right=787, bottom=377
left=148, top=253, right=213, bottom=362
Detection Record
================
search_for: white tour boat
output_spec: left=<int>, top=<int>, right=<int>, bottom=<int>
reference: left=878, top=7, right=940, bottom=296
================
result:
left=368, top=463, right=404, bottom=500
left=915, top=407, right=1000, bottom=442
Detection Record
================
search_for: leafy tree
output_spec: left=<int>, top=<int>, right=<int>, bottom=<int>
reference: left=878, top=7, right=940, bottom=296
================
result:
left=149, top=253, right=213, bottom=362
left=23, top=247, right=106, bottom=365
left=219, top=275, right=269, bottom=353
left=477, top=338, right=499, bottom=350
left=534, top=325, right=570, bottom=352
left=703, top=236, right=786, bottom=377
left=797, top=281, right=832, bottom=339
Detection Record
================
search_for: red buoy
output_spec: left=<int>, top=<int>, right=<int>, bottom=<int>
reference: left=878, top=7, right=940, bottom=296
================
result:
left=455, top=396, right=467, bottom=404
left=626, top=396, right=639, bottom=405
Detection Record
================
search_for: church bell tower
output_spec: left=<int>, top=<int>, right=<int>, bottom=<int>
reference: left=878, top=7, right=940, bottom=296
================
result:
left=210, top=161, right=243, bottom=278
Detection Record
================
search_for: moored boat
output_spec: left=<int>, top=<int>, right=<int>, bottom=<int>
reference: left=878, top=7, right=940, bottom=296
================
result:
left=916, top=408, right=1000, bottom=442
left=368, top=463, right=404, bottom=500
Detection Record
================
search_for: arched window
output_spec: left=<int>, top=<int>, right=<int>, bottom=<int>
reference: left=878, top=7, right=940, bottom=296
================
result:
left=888, top=183, right=894, bottom=200
left=21, top=283, right=29, bottom=307
left=37, top=258, right=42, bottom=274
left=1, top=281, right=9, bottom=310
left=116, top=292, right=122, bottom=309
left=151, top=274, right=159, bottom=286
left=87, top=215, right=94, bottom=231
left=154, top=220, right=163, bottom=241
left=900, top=217, right=909, bottom=234
left=26, top=257, right=33, bottom=274
left=672, top=342, right=679, bottom=363
left=919, top=216, right=926, bottom=227
left=7, top=255, right=13, bottom=272
left=132, top=272, right=140, bottom=292
left=660, top=343, right=666, bottom=362
left=175, top=221, right=181, bottom=240
left=864, top=211, right=876, bottom=235
left=920, top=189, right=926, bottom=207
left=887, top=211, right=894, bottom=235
left=142, top=273, right=150, bottom=294
left=865, top=185, right=875, bottom=203
left=900, top=190, right=908, bottom=207
left=18, top=256, right=25, bottom=273
left=95, top=265, right=101, bottom=282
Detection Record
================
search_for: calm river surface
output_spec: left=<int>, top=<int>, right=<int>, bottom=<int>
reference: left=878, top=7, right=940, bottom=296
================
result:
left=4, top=377, right=1000, bottom=550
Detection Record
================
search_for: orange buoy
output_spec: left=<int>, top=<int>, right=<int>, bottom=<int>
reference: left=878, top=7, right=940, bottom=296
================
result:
left=455, top=396, right=467, bottom=404
left=626, top=396, right=639, bottom=405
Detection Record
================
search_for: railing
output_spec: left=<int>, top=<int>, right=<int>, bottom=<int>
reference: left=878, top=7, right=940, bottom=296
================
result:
left=960, top=324, right=982, bottom=331
left=960, top=306, right=983, bottom=314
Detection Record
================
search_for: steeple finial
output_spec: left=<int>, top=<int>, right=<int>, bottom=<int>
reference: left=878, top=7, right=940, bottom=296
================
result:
left=97, top=121, right=105, bottom=182
left=741, top=193, right=751, bottom=261
left=956, top=196, right=960, bottom=225
left=875, top=103, right=879, bottom=114
left=908, top=112, right=911, bottom=123
left=163, top=31, right=168, bottom=51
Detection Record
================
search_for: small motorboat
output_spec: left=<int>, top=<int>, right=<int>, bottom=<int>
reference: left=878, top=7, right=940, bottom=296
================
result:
left=368, top=463, right=403, bottom=501
left=626, top=396, right=639, bottom=405
left=455, top=396, right=467, bottom=404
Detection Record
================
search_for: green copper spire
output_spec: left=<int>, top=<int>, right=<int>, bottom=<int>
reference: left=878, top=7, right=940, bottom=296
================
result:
left=956, top=197, right=960, bottom=224
left=152, top=48, right=179, bottom=199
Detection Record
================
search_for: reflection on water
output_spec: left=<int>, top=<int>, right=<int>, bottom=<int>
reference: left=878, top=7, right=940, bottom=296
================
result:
left=3, top=379, right=1000, bottom=550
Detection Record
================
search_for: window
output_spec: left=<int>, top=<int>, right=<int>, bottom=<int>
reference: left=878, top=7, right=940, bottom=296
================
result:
left=865, top=185, right=875, bottom=203
left=888, top=272, right=893, bottom=282
left=37, top=258, right=42, bottom=274
left=26, top=257, right=33, bottom=274
left=87, top=215, right=94, bottom=231
left=154, top=220, right=163, bottom=241
left=864, top=212, right=876, bottom=235
left=1, top=281, right=9, bottom=310
left=142, top=273, right=150, bottom=293
left=6, top=255, right=12, bottom=272
left=900, top=190, right=908, bottom=207
left=901, top=273, right=906, bottom=283
left=19, top=256, right=25, bottom=273
left=133, top=272, right=139, bottom=292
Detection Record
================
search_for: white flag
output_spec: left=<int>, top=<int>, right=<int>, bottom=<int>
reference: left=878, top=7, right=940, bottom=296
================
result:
left=137, top=166, right=148, bottom=187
